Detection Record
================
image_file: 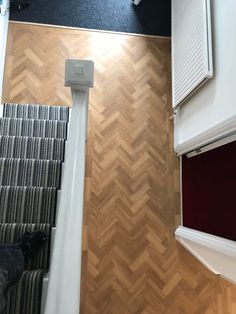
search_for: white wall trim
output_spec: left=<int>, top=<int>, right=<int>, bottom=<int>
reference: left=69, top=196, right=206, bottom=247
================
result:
left=174, top=112, right=236, bottom=155
left=176, top=227, right=236, bottom=258
left=176, top=235, right=218, bottom=274
left=173, top=109, right=181, bottom=154
left=186, top=132, right=236, bottom=158
left=175, top=226, right=236, bottom=283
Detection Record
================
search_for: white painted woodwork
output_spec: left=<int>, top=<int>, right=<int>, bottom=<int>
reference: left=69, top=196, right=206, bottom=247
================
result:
left=176, top=227, right=236, bottom=284
left=172, top=0, right=213, bottom=108
left=186, top=133, right=236, bottom=158
left=174, top=0, right=236, bottom=154
left=44, top=60, right=94, bottom=314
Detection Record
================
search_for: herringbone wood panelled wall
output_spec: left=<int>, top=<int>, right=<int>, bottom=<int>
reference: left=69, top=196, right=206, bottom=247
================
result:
left=3, top=22, right=236, bottom=314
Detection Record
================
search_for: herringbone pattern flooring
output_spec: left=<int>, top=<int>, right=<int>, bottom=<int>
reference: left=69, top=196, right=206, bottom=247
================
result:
left=3, top=22, right=236, bottom=314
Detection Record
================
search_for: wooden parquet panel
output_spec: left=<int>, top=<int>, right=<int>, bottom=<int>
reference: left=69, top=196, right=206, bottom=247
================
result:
left=3, top=22, right=236, bottom=314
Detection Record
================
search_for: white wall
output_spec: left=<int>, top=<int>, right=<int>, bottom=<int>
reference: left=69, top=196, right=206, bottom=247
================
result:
left=0, top=0, right=9, bottom=102
left=174, top=0, right=236, bottom=154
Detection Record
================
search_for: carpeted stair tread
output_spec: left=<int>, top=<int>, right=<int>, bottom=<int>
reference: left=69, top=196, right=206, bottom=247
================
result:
left=0, top=103, right=68, bottom=313
left=0, top=117, right=67, bottom=139
left=0, top=135, right=65, bottom=161
left=3, top=103, right=69, bottom=122
left=0, top=187, right=57, bottom=224
left=3, top=270, right=45, bottom=314
left=0, top=158, right=61, bottom=188
left=0, top=223, right=51, bottom=270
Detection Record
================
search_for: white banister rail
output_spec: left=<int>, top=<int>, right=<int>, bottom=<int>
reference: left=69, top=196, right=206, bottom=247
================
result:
left=44, top=59, right=94, bottom=314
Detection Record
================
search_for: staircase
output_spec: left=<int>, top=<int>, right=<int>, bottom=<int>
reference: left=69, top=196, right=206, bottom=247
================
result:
left=0, top=102, right=69, bottom=314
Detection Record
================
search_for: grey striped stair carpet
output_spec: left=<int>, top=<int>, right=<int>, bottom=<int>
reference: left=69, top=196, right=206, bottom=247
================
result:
left=0, top=187, right=57, bottom=223
left=0, top=103, right=69, bottom=314
left=3, top=103, right=69, bottom=122
left=0, top=158, right=61, bottom=188
left=2, top=270, right=45, bottom=314
left=0, top=118, right=68, bottom=139
left=0, top=136, right=65, bottom=161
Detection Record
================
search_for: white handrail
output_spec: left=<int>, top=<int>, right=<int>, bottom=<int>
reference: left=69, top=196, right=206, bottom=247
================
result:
left=44, top=60, right=94, bottom=314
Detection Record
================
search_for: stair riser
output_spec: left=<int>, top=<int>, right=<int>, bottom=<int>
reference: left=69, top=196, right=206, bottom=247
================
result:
left=0, top=136, right=65, bottom=161
left=0, top=159, right=62, bottom=188
left=0, top=187, right=57, bottom=224
left=0, top=118, right=68, bottom=139
left=3, top=270, right=45, bottom=314
left=3, top=103, right=69, bottom=122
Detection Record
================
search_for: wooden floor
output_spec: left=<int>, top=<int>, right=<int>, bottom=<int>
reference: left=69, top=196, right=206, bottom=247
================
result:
left=3, top=22, right=236, bottom=314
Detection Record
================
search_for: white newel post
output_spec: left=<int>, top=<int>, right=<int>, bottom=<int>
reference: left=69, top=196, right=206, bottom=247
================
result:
left=44, top=60, right=94, bottom=314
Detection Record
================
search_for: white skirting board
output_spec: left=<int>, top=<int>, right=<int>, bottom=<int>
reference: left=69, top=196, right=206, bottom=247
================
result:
left=175, top=226, right=236, bottom=284
left=174, top=111, right=236, bottom=155
left=0, top=0, right=9, bottom=102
